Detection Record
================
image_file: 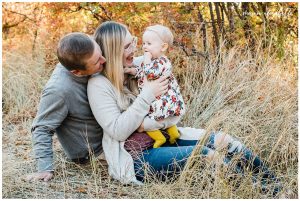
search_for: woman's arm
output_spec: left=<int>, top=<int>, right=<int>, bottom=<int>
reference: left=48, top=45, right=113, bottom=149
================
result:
left=88, top=75, right=169, bottom=141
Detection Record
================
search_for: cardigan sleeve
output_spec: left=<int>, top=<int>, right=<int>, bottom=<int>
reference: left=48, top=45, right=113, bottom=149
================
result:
left=88, top=75, right=156, bottom=142
left=143, top=115, right=181, bottom=131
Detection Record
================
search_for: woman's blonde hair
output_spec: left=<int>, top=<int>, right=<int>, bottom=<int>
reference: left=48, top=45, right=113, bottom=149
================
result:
left=94, top=21, right=138, bottom=110
left=94, top=21, right=126, bottom=93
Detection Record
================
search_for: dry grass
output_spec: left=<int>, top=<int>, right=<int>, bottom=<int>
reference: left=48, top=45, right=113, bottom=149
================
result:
left=2, top=39, right=298, bottom=198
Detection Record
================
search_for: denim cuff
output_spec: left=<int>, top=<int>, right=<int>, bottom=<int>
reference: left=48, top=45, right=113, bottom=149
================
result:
left=37, top=157, right=54, bottom=172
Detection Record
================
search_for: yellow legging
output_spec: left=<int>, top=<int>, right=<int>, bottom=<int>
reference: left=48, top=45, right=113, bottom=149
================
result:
left=146, top=125, right=180, bottom=148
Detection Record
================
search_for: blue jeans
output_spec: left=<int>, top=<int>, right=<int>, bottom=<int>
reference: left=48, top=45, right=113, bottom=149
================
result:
left=133, top=132, right=281, bottom=196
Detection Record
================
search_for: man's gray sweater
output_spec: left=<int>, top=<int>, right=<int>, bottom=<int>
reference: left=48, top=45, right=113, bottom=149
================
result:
left=31, top=64, right=103, bottom=172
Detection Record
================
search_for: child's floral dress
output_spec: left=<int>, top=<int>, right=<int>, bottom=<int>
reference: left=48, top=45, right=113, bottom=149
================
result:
left=134, top=56, right=185, bottom=120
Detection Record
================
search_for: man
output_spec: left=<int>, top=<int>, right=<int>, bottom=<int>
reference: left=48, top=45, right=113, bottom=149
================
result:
left=27, top=32, right=106, bottom=181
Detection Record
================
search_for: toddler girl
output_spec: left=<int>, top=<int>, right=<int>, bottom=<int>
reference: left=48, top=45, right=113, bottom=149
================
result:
left=126, top=24, right=185, bottom=148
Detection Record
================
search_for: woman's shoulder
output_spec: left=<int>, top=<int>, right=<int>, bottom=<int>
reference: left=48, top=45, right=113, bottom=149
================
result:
left=88, top=73, right=113, bottom=90
left=89, top=72, right=106, bottom=80
left=89, top=73, right=110, bottom=84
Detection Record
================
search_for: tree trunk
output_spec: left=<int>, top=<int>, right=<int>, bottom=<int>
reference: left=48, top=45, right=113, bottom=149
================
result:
left=241, top=2, right=256, bottom=53
left=196, top=7, right=207, bottom=52
left=220, top=3, right=225, bottom=31
left=227, top=2, right=235, bottom=32
left=219, top=2, right=235, bottom=48
left=214, top=2, right=224, bottom=40
left=209, top=2, right=219, bottom=53
left=32, top=28, right=38, bottom=58
left=258, top=2, right=269, bottom=48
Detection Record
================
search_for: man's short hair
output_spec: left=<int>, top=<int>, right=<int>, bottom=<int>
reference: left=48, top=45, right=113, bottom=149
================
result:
left=57, top=32, right=95, bottom=71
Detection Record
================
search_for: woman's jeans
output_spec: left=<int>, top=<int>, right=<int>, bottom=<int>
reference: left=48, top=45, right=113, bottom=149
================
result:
left=133, top=132, right=281, bottom=196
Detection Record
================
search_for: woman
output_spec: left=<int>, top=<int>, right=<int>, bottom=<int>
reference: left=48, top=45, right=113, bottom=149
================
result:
left=87, top=21, right=281, bottom=197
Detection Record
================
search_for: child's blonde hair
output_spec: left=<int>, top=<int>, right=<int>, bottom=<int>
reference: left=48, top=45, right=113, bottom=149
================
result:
left=145, top=25, right=174, bottom=47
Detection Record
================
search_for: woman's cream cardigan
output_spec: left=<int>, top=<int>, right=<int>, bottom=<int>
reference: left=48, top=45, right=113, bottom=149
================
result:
left=88, top=74, right=209, bottom=184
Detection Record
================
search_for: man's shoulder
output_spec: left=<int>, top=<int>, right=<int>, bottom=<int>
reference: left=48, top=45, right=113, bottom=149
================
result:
left=43, top=64, right=73, bottom=93
left=51, top=63, right=72, bottom=81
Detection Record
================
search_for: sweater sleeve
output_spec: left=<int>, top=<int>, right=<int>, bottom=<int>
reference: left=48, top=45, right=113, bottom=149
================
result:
left=31, top=89, right=68, bottom=172
left=143, top=116, right=181, bottom=131
left=88, top=75, right=156, bottom=142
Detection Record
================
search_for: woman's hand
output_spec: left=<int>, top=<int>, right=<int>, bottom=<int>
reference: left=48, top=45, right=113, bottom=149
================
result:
left=143, top=75, right=169, bottom=97
left=124, top=67, right=136, bottom=75
left=137, top=122, right=144, bottom=132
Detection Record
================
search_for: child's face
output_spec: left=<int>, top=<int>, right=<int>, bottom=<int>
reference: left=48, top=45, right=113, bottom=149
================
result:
left=142, top=30, right=165, bottom=59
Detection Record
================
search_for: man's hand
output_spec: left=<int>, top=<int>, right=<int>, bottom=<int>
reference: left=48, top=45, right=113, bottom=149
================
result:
left=26, top=171, right=54, bottom=182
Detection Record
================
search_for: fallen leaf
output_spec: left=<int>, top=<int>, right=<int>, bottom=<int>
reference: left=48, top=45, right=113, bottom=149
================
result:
left=76, top=187, right=87, bottom=194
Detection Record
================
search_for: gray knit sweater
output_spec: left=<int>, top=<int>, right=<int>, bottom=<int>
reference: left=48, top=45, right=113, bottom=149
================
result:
left=31, top=64, right=103, bottom=172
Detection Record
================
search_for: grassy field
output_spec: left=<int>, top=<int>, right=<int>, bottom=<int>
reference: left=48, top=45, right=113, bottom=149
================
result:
left=2, top=39, right=298, bottom=198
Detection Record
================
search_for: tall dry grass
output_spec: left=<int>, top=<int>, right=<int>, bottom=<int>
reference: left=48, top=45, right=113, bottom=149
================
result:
left=2, top=38, right=298, bottom=198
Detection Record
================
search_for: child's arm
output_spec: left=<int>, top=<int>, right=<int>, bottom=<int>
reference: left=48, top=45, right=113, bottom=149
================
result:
left=131, top=56, right=145, bottom=79
left=143, top=54, right=172, bottom=80
left=124, top=56, right=144, bottom=78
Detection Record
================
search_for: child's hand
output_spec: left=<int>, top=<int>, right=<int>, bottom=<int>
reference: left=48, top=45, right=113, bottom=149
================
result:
left=144, top=52, right=152, bottom=64
left=124, top=67, right=136, bottom=75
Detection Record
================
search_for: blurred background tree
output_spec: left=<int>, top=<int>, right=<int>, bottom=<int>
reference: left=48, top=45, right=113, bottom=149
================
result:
left=2, top=2, right=298, bottom=68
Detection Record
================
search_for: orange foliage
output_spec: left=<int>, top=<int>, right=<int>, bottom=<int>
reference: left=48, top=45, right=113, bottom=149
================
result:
left=2, top=2, right=298, bottom=67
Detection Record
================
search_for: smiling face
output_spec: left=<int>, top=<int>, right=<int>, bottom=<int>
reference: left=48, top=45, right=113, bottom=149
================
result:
left=82, top=41, right=106, bottom=75
left=142, top=30, right=165, bottom=59
left=122, top=30, right=137, bottom=67
left=72, top=41, right=106, bottom=76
